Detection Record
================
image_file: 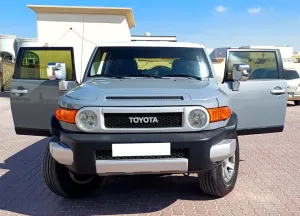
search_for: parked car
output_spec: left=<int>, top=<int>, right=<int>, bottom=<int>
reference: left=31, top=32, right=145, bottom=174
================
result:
left=9, top=42, right=287, bottom=199
left=283, top=68, right=300, bottom=105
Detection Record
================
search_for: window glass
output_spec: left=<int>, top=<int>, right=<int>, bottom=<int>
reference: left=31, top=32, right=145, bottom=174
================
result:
left=90, top=52, right=107, bottom=76
left=88, top=47, right=213, bottom=79
left=18, top=49, right=74, bottom=80
left=135, top=58, right=176, bottom=70
left=283, top=69, right=300, bottom=80
left=227, top=51, right=278, bottom=81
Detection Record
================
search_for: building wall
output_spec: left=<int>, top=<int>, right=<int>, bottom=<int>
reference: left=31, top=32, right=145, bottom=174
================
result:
left=209, top=47, right=231, bottom=59
left=36, top=13, right=131, bottom=82
left=131, top=35, right=177, bottom=42
left=0, top=35, right=38, bottom=62
left=15, top=38, right=39, bottom=53
left=0, top=35, right=17, bottom=61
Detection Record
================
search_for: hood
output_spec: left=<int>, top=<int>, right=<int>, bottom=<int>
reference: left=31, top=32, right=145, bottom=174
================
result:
left=64, top=78, right=224, bottom=107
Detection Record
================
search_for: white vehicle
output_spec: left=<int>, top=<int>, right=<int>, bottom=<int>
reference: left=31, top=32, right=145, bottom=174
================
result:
left=284, top=68, right=300, bottom=105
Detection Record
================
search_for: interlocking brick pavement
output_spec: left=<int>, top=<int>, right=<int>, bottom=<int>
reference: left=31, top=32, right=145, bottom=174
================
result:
left=0, top=94, right=299, bottom=216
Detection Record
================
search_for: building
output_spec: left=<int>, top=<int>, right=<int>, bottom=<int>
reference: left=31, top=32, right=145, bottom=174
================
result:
left=131, top=33, right=176, bottom=42
left=0, top=32, right=176, bottom=64
left=0, top=35, right=38, bottom=62
left=0, top=5, right=177, bottom=82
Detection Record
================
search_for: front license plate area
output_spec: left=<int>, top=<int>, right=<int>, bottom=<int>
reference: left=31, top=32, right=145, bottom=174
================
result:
left=112, top=143, right=171, bottom=157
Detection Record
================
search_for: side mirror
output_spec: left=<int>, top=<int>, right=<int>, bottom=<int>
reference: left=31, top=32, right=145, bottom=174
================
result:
left=233, top=64, right=250, bottom=81
left=232, top=64, right=250, bottom=91
left=47, top=62, right=68, bottom=91
left=47, top=62, right=67, bottom=80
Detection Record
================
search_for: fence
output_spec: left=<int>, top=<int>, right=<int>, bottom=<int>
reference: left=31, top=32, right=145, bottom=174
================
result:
left=0, top=59, right=15, bottom=92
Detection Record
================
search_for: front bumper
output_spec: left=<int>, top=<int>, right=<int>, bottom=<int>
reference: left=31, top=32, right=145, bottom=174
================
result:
left=50, top=113, right=237, bottom=175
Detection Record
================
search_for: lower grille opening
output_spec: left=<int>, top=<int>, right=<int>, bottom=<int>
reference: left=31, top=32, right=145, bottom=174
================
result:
left=96, top=148, right=188, bottom=160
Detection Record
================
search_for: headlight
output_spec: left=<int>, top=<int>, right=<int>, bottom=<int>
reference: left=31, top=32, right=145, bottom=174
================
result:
left=76, top=110, right=98, bottom=131
left=188, top=109, right=208, bottom=129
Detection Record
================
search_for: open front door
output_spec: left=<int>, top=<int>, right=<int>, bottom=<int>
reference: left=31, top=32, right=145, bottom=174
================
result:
left=10, top=47, right=78, bottom=136
left=219, top=49, right=288, bottom=135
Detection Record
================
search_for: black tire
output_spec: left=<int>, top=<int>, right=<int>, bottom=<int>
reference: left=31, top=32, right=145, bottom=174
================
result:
left=198, top=133, right=239, bottom=198
left=42, top=136, right=104, bottom=198
left=294, top=101, right=300, bottom=106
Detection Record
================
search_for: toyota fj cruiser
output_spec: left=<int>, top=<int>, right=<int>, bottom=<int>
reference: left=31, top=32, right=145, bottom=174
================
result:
left=10, top=42, right=288, bottom=198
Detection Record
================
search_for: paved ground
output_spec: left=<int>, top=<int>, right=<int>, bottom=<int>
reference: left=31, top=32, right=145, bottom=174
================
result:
left=0, top=93, right=299, bottom=216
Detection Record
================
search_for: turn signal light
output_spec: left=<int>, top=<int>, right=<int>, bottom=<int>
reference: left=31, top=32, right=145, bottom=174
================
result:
left=55, top=108, right=78, bottom=124
left=207, top=106, right=231, bottom=123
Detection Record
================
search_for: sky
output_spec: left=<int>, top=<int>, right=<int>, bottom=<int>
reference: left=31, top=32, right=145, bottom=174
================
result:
left=1, top=0, right=300, bottom=50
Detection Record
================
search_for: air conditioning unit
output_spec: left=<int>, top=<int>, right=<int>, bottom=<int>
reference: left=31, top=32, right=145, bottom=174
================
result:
left=47, top=62, right=66, bottom=80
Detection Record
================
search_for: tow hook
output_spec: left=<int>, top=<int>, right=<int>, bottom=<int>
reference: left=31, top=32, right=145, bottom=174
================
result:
left=183, top=172, right=190, bottom=177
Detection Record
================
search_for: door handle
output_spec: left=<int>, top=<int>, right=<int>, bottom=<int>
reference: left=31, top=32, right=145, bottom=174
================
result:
left=270, top=89, right=286, bottom=95
left=10, top=89, right=28, bottom=94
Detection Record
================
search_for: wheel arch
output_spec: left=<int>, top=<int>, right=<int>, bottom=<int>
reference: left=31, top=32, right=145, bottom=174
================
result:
left=50, top=114, right=61, bottom=137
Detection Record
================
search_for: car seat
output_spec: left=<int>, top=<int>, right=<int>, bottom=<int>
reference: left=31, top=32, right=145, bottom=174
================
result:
left=171, top=59, right=188, bottom=74
left=117, top=59, right=138, bottom=76
left=171, top=59, right=200, bottom=76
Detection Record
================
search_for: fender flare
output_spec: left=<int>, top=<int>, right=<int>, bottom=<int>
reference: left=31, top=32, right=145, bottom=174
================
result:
left=50, top=114, right=61, bottom=137
left=225, top=111, right=238, bottom=134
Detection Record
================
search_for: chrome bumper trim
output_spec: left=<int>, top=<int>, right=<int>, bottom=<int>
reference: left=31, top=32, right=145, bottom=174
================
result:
left=96, top=158, right=188, bottom=175
left=210, top=139, right=236, bottom=163
left=49, top=142, right=188, bottom=174
left=49, top=142, right=73, bottom=165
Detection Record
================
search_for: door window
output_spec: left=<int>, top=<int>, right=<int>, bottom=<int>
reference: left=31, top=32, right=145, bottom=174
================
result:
left=15, top=48, right=75, bottom=80
left=226, top=50, right=279, bottom=81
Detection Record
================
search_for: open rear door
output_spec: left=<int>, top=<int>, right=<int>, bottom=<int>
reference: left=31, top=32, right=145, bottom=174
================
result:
left=219, top=49, right=288, bottom=135
left=10, top=47, right=78, bottom=136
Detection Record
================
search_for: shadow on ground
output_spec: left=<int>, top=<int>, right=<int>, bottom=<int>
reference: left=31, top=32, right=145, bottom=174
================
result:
left=0, top=138, right=215, bottom=215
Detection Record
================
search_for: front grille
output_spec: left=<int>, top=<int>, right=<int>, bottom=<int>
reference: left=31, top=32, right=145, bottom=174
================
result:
left=96, top=149, right=188, bottom=160
left=104, top=112, right=182, bottom=128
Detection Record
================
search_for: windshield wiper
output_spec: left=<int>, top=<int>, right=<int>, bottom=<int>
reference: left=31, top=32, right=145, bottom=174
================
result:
left=162, top=74, right=202, bottom=80
left=93, top=74, right=126, bottom=79
left=132, top=74, right=163, bottom=79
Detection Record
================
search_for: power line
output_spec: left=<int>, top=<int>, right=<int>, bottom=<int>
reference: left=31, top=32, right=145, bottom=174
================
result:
left=45, top=29, right=71, bottom=46
left=44, top=27, right=98, bottom=47
left=70, top=28, right=98, bottom=46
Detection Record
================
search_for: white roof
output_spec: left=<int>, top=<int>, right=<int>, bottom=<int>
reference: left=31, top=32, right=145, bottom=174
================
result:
left=98, top=41, right=205, bottom=48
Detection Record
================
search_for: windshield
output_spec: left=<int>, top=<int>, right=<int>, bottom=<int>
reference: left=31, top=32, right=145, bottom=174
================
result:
left=283, top=69, right=300, bottom=80
left=88, top=46, right=212, bottom=79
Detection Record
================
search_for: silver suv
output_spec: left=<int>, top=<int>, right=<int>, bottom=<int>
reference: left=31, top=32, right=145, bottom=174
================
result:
left=10, top=42, right=288, bottom=198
